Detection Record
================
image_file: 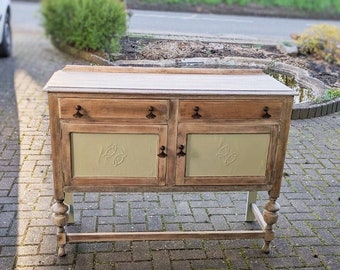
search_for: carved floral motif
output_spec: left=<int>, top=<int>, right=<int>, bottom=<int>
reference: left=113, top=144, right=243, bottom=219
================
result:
left=216, top=143, right=237, bottom=166
left=99, top=143, right=127, bottom=166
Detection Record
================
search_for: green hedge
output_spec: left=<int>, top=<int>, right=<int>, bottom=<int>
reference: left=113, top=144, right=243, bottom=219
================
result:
left=143, top=0, right=340, bottom=13
left=41, top=0, right=127, bottom=54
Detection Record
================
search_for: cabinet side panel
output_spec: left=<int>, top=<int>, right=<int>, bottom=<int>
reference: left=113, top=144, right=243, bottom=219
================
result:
left=48, top=94, right=65, bottom=199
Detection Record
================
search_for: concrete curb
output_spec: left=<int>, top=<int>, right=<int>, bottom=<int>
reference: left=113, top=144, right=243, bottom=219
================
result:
left=61, top=45, right=339, bottom=120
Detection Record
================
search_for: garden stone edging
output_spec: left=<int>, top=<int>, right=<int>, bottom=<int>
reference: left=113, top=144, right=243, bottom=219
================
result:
left=64, top=46, right=339, bottom=120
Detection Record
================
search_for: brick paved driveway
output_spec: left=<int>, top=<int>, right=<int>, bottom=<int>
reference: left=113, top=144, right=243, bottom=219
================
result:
left=0, top=2, right=339, bottom=270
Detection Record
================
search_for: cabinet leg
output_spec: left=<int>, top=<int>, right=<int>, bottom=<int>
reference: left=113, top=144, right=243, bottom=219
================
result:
left=52, top=200, right=69, bottom=257
left=245, top=191, right=257, bottom=222
left=262, top=197, right=280, bottom=254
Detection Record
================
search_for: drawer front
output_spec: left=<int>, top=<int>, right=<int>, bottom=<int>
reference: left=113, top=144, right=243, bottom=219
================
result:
left=59, top=98, right=169, bottom=122
left=179, top=100, right=283, bottom=121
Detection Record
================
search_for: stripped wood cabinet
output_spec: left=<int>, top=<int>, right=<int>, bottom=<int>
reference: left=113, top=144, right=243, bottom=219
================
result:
left=44, top=65, right=295, bottom=256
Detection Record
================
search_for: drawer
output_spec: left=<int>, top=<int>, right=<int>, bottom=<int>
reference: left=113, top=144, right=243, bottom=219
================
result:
left=59, top=98, right=169, bottom=121
left=178, top=99, right=283, bottom=121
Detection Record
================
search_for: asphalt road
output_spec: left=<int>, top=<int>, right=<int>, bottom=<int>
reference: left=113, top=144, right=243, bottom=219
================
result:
left=128, top=9, right=340, bottom=44
left=11, top=1, right=340, bottom=44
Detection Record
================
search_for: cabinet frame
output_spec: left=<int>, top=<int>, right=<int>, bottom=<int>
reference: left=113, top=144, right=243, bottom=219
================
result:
left=45, top=66, right=295, bottom=257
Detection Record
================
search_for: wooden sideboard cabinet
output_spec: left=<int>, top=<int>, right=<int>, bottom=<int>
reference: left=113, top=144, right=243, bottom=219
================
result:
left=44, top=65, right=295, bottom=257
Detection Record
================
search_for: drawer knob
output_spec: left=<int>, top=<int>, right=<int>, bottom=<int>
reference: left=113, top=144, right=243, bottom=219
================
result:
left=262, top=107, right=271, bottom=119
left=177, top=145, right=186, bottom=157
left=157, top=146, right=168, bottom=158
left=73, top=105, right=83, bottom=118
left=146, top=106, right=156, bottom=119
left=192, top=106, right=202, bottom=119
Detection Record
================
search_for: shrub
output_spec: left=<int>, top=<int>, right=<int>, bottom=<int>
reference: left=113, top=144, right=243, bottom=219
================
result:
left=296, top=24, right=340, bottom=64
left=314, top=88, right=340, bottom=103
left=41, top=0, right=127, bottom=54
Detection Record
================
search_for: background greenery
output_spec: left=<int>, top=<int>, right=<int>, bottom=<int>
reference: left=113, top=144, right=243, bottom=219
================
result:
left=140, top=0, right=340, bottom=13
left=41, top=0, right=127, bottom=54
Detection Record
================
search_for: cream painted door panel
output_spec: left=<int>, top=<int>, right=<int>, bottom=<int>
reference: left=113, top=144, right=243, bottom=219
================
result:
left=176, top=123, right=279, bottom=186
left=71, top=133, right=159, bottom=177
left=61, top=123, right=167, bottom=186
left=186, top=133, right=270, bottom=176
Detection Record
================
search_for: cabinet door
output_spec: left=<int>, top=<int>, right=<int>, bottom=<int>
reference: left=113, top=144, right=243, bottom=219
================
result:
left=61, top=123, right=167, bottom=187
left=176, top=123, right=279, bottom=186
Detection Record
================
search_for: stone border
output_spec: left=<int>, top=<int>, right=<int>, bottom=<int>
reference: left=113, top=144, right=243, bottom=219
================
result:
left=61, top=45, right=339, bottom=120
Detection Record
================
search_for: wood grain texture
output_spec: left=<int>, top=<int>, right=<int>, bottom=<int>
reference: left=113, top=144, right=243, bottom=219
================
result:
left=47, top=65, right=294, bottom=256
left=44, top=66, right=295, bottom=96
left=67, top=230, right=265, bottom=243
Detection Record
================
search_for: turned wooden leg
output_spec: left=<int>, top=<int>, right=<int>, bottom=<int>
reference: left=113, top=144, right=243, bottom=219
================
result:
left=52, top=200, right=69, bottom=257
left=262, top=197, right=280, bottom=254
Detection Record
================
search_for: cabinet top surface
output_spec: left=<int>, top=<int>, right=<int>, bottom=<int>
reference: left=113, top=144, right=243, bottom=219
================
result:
left=44, top=66, right=295, bottom=96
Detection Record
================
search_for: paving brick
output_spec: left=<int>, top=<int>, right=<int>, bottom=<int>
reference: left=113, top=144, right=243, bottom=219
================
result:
left=292, top=221, right=315, bottom=236
left=248, top=259, right=269, bottom=270
left=192, top=208, right=210, bottom=222
left=16, top=255, right=56, bottom=267
left=131, top=208, right=147, bottom=223
left=99, top=216, right=129, bottom=225
left=0, top=257, right=15, bottom=270
left=132, top=241, right=152, bottom=261
left=115, top=223, right=147, bottom=232
left=150, top=240, right=186, bottom=250
left=191, top=259, right=228, bottom=269
left=23, top=226, right=44, bottom=245
left=170, top=249, right=206, bottom=260
left=99, top=195, right=114, bottom=209
left=152, top=250, right=172, bottom=270
left=266, top=256, right=306, bottom=268
left=74, top=253, right=95, bottom=270
left=209, top=215, right=229, bottom=230
left=318, top=255, right=340, bottom=270
left=94, top=264, right=114, bottom=270
left=96, top=251, right=132, bottom=263
left=184, top=240, right=204, bottom=249
left=116, top=261, right=153, bottom=270
left=172, top=260, right=192, bottom=270
left=225, top=249, right=249, bottom=269
left=158, top=194, right=173, bottom=208
left=80, top=216, right=97, bottom=233
left=294, top=246, right=324, bottom=267
left=40, top=234, right=58, bottom=254
left=0, top=211, right=15, bottom=228
left=204, top=240, right=225, bottom=259
left=182, top=222, right=214, bottom=231
left=147, top=215, right=163, bottom=231
left=289, top=236, right=324, bottom=247
left=77, top=243, right=113, bottom=253
left=174, top=201, right=192, bottom=215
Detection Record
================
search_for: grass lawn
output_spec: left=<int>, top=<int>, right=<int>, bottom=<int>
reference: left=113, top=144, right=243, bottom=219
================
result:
left=137, top=0, right=340, bottom=14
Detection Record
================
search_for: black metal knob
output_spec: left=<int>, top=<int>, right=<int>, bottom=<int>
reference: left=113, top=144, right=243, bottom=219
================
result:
left=157, top=146, right=167, bottom=158
left=146, top=106, right=156, bottom=119
left=73, top=105, right=83, bottom=118
left=192, top=106, right=202, bottom=119
left=262, top=106, right=271, bottom=119
left=177, top=145, right=186, bottom=157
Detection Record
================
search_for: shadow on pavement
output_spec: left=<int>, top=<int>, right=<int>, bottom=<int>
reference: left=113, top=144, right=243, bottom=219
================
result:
left=0, top=54, right=19, bottom=268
